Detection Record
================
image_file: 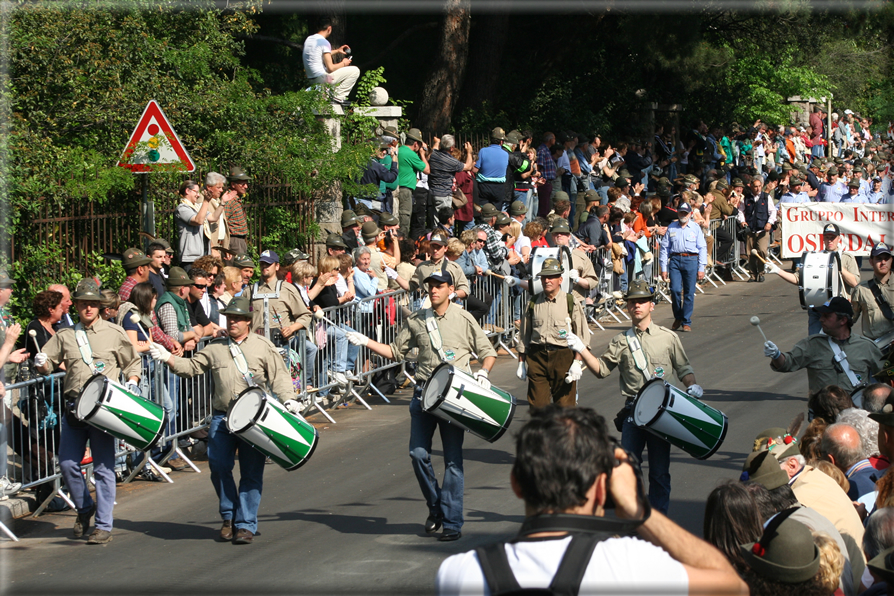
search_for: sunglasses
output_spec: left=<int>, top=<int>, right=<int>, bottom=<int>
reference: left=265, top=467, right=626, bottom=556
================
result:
left=193, top=283, right=210, bottom=290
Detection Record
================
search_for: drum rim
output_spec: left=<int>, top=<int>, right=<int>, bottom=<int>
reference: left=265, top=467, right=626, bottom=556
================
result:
left=485, top=398, right=516, bottom=443
left=632, top=378, right=668, bottom=428
left=226, top=387, right=268, bottom=434
left=142, top=410, right=168, bottom=450
left=422, top=363, right=452, bottom=413
left=283, top=427, right=319, bottom=471
left=76, top=374, right=109, bottom=421
left=694, top=412, right=728, bottom=460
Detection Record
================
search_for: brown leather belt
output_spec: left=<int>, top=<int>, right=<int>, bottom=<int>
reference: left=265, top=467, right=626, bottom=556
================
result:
left=672, top=252, right=698, bottom=257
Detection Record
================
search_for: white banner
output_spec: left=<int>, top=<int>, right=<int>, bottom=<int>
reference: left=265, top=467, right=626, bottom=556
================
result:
left=779, top=203, right=894, bottom=258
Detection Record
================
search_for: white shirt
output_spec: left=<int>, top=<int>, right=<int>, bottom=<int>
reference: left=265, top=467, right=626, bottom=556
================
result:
left=302, top=33, right=331, bottom=79
left=436, top=535, right=688, bottom=596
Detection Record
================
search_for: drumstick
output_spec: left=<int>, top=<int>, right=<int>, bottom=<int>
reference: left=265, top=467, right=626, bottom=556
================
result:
left=129, top=314, right=154, bottom=345
left=27, top=329, right=41, bottom=355
left=750, top=249, right=770, bottom=265
left=750, top=316, right=769, bottom=343
left=313, top=309, right=350, bottom=330
left=564, top=317, right=576, bottom=384
left=484, top=271, right=506, bottom=280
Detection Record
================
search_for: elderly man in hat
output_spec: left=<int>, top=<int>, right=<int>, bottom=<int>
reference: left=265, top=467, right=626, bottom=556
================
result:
left=231, top=253, right=256, bottom=292
left=659, top=201, right=707, bottom=331
left=150, top=294, right=299, bottom=544
left=324, top=233, right=349, bottom=258
left=852, top=243, right=894, bottom=341
left=473, top=128, right=512, bottom=212
left=359, top=221, right=395, bottom=291
left=843, top=178, right=870, bottom=203
left=35, top=280, right=141, bottom=545
left=820, top=167, right=848, bottom=203
left=177, top=179, right=227, bottom=270
left=224, top=167, right=252, bottom=256
left=397, top=128, right=430, bottom=238
left=736, top=176, right=776, bottom=283
left=765, top=296, right=883, bottom=394
left=565, top=279, right=701, bottom=514
left=477, top=203, right=509, bottom=271
left=346, top=267, right=495, bottom=542
left=768, top=223, right=861, bottom=334
left=245, top=250, right=311, bottom=347
left=517, top=257, right=589, bottom=408
left=118, top=247, right=153, bottom=302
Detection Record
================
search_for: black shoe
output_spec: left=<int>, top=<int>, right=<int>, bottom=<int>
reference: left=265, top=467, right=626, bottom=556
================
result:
left=757, top=274, right=765, bottom=282
left=73, top=503, right=96, bottom=538
left=425, top=514, right=443, bottom=534
left=439, top=529, right=462, bottom=542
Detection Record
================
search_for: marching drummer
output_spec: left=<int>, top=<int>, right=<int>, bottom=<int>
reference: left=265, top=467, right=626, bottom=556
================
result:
left=345, top=266, right=496, bottom=542
left=34, top=279, right=141, bottom=545
left=517, top=257, right=590, bottom=408
left=563, top=279, right=702, bottom=514
left=767, top=223, right=860, bottom=335
left=852, top=242, right=893, bottom=341
left=764, top=296, right=883, bottom=394
left=149, top=295, right=301, bottom=545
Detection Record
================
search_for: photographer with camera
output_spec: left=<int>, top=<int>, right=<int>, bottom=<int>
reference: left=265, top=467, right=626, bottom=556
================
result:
left=563, top=280, right=701, bottom=515
left=246, top=250, right=312, bottom=347
left=436, top=405, right=745, bottom=595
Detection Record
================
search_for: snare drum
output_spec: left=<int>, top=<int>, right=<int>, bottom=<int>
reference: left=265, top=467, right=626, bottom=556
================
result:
left=422, top=363, right=516, bottom=443
left=632, top=379, right=728, bottom=460
left=76, top=374, right=166, bottom=451
left=226, top=387, right=318, bottom=471
left=799, top=251, right=841, bottom=310
left=530, top=246, right=572, bottom=295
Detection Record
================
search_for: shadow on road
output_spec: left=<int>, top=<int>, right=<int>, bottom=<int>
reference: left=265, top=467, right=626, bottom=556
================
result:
left=275, top=510, right=423, bottom=536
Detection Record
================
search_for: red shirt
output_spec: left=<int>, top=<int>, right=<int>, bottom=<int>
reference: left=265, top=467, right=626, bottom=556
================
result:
left=454, top=171, right=475, bottom=222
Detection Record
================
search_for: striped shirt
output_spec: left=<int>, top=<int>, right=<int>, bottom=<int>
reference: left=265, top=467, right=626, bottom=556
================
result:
left=225, top=195, right=249, bottom=236
left=536, top=143, right=557, bottom=181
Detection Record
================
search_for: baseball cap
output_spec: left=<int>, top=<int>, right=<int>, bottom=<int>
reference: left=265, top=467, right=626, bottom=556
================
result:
left=870, top=243, right=892, bottom=258
left=822, top=223, right=840, bottom=236
left=423, top=262, right=453, bottom=286
left=811, top=296, right=853, bottom=318
left=259, top=250, right=279, bottom=265
left=677, top=202, right=692, bottom=213
left=429, top=229, right=450, bottom=246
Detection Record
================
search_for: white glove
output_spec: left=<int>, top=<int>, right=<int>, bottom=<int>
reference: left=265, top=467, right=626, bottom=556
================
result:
left=346, top=331, right=369, bottom=347
left=565, top=360, right=583, bottom=384
left=568, top=269, right=580, bottom=283
left=516, top=361, right=527, bottom=381
left=566, top=331, right=586, bottom=353
left=504, top=276, right=520, bottom=287
left=126, top=380, right=140, bottom=395
left=766, top=263, right=780, bottom=274
left=33, top=352, right=48, bottom=368
left=474, top=369, right=491, bottom=390
left=384, top=266, right=399, bottom=280
left=149, top=342, right=172, bottom=363
left=283, top=400, right=301, bottom=414
left=686, top=384, right=704, bottom=398
left=764, top=341, right=780, bottom=359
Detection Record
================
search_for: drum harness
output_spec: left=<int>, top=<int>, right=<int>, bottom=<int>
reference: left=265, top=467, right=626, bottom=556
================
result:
left=228, top=339, right=258, bottom=391
left=615, top=329, right=654, bottom=431
left=65, top=325, right=101, bottom=427
left=868, top=279, right=894, bottom=322
left=827, top=337, right=865, bottom=391
left=251, top=281, right=285, bottom=344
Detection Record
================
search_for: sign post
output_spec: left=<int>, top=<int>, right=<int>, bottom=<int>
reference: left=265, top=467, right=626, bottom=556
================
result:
left=117, top=100, right=195, bottom=249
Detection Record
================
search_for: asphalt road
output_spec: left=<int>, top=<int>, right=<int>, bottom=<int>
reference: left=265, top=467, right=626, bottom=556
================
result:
left=2, top=274, right=817, bottom=595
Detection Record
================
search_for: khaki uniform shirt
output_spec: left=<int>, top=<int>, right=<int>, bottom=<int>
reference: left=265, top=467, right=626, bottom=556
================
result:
left=519, top=290, right=590, bottom=355
left=772, top=333, right=882, bottom=393
left=388, top=303, right=496, bottom=382
left=167, top=333, right=295, bottom=412
left=42, top=319, right=141, bottom=398
left=840, top=253, right=861, bottom=298
left=570, top=248, right=598, bottom=304
left=410, top=257, right=471, bottom=297
left=595, top=322, right=695, bottom=400
left=247, top=279, right=312, bottom=332
left=706, top=191, right=735, bottom=219
left=369, top=247, right=389, bottom=291
left=852, top=275, right=894, bottom=340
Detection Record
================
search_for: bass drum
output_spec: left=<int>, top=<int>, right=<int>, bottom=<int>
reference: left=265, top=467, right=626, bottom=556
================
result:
left=799, top=251, right=841, bottom=310
left=530, top=246, right=572, bottom=295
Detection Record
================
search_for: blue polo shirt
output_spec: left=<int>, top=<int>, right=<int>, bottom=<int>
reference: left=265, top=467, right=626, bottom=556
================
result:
left=475, top=144, right=509, bottom=183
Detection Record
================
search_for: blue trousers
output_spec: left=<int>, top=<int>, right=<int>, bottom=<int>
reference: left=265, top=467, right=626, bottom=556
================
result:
left=668, top=254, right=698, bottom=326
left=59, top=416, right=116, bottom=531
left=409, top=389, right=465, bottom=532
left=622, top=417, right=671, bottom=514
left=207, top=413, right=266, bottom=533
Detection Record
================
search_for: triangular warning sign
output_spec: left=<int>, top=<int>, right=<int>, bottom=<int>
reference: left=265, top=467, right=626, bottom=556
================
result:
left=117, top=100, right=195, bottom=172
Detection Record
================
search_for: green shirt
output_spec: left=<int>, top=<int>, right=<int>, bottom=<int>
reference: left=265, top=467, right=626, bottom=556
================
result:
left=595, top=322, right=694, bottom=401
left=398, top=145, right=425, bottom=189
left=772, top=333, right=882, bottom=393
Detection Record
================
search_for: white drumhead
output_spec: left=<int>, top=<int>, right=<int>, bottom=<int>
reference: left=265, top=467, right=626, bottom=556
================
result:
left=423, top=365, right=452, bottom=411
left=228, top=388, right=266, bottom=432
left=633, top=381, right=667, bottom=426
left=77, top=375, right=107, bottom=420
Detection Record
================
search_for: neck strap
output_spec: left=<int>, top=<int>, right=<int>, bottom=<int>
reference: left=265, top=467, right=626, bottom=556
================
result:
left=229, top=338, right=256, bottom=387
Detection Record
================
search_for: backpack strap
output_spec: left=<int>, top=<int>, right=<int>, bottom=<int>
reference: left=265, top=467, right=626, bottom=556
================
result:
left=548, top=534, right=606, bottom=596
left=869, top=279, right=894, bottom=322
left=475, top=543, right=523, bottom=596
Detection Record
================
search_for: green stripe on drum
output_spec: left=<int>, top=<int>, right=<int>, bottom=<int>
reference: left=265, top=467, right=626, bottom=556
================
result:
left=441, top=409, right=501, bottom=442
left=667, top=411, right=724, bottom=452
left=459, top=389, right=513, bottom=426
left=103, top=405, right=163, bottom=449
left=261, top=425, right=316, bottom=463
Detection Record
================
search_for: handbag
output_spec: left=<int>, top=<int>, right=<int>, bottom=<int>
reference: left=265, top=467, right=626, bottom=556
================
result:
left=315, top=320, right=328, bottom=349
left=451, top=188, right=468, bottom=209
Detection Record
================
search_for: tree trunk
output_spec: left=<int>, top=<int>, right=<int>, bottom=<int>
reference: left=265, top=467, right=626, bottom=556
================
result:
left=416, top=0, right=471, bottom=133
left=457, top=14, right=510, bottom=113
left=321, top=0, right=347, bottom=47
